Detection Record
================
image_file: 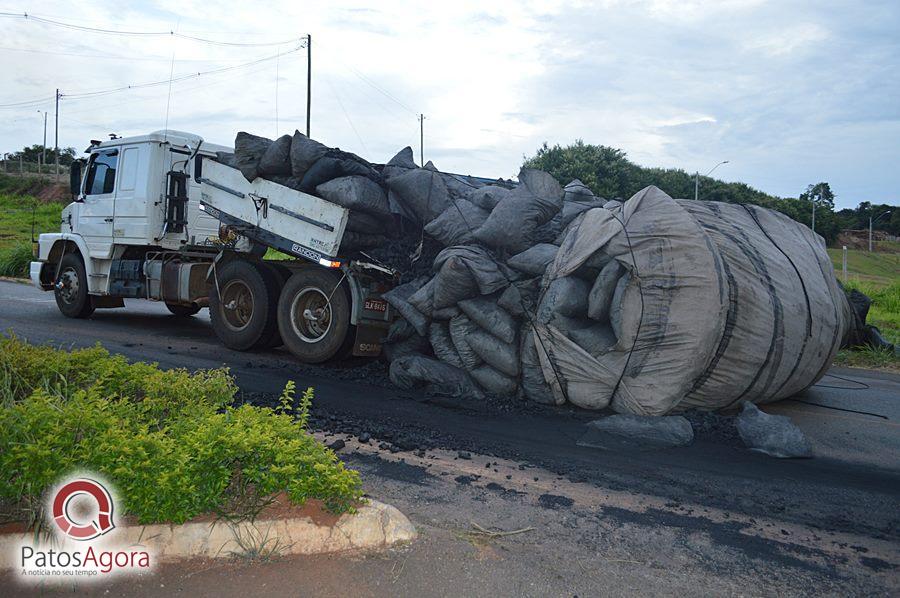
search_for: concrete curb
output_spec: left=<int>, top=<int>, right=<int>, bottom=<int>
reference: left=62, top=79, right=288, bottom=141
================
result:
left=0, top=500, right=416, bottom=565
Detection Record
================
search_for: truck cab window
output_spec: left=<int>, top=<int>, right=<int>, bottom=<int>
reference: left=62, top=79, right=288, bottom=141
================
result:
left=85, top=151, right=118, bottom=195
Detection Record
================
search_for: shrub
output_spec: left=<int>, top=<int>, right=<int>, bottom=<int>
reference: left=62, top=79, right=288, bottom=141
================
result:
left=0, top=336, right=362, bottom=528
left=0, top=243, right=33, bottom=278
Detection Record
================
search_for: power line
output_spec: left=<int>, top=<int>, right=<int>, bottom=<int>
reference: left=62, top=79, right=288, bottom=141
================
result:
left=0, top=95, right=56, bottom=109
left=67, top=45, right=302, bottom=98
left=314, top=38, right=417, bottom=115
left=0, top=44, right=304, bottom=108
left=0, top=44, right=264, bottom=63
left=0, top=12, right=305, bottom=47
left=327, top=78, right=369, bottom=154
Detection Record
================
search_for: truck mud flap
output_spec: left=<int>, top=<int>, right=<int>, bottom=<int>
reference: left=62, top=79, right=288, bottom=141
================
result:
left=353, top=324, right=387, bottom=357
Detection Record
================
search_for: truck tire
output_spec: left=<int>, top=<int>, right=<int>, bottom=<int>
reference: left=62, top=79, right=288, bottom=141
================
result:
left=277, top=268, right=353, bottom=363
left=54, top=253, right=95, bottom=318
left=165, top=302, right=201, bottom=317
left=209, top=259, right=280, bottom=351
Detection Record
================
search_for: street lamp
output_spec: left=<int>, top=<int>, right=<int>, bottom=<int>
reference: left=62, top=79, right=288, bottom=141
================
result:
left=37, top=110, right=47, bottom=171
left=694, top=160, right=729, bottom=201
left=869, top=210, right=891, bottom=252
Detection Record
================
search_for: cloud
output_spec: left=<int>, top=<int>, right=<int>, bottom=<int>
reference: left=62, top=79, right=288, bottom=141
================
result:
left=0, top=0, right=897, bottom=207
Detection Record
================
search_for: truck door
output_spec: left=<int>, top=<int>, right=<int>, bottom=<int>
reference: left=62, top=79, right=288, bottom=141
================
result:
left=78, top=149, right=118, bottom=257
left=111, top=145, right=145, bottom=243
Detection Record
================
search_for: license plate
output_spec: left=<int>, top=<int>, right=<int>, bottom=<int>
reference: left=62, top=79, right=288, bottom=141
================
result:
left=364, top=298, right=387, bottom=313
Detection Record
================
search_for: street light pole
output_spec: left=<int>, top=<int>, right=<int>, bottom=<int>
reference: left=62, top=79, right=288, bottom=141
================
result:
left=869, top=210, right=891, bottom=252
left=694, top=160, right=729, bottom=201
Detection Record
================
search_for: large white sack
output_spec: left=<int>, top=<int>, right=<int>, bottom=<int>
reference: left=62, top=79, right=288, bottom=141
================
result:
left=532, top=186, right=847, bottom=415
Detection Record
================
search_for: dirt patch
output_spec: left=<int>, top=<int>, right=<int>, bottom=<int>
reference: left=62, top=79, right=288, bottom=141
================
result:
left=35, top=184, right=69, bottom=203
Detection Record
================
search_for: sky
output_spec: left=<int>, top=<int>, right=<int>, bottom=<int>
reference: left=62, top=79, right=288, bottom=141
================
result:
left=1, top=0, right=898, bottom=209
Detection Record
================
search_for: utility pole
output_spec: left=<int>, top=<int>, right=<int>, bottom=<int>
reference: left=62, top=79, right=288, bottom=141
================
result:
left=38, top=110, right=47, bottom=172
left=306, top=34, right=312, bottom=138
left=419, top=114, right=425, bottom=166
left=54, top=89, right=60, bottom=181
left=869, top=210, right=891, bottom=252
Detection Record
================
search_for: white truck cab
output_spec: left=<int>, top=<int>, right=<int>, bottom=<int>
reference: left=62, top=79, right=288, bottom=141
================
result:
left=31, top=130, right=395, bottom=363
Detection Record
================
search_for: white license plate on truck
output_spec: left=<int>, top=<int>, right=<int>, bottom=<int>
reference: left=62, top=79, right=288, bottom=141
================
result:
left=364, top=298, right=388, bottom=312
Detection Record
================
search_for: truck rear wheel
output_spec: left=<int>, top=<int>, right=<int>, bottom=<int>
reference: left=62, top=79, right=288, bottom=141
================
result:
left=209, top=259, right=280, bottom=351
left=277, top=268, right=353, bottom=363
left=54, top=253, right=95, bottom=318
left=165, top=302, right=201, bottom=317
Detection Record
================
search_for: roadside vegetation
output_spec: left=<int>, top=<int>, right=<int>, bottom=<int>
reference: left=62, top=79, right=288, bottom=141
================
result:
left=0, top=175, right=67, bottom=277
left=0, top=336, right=363, bottom=531
left=828, top=246, right=900, bottom=287
left=834, top=280, right=900, bottom=372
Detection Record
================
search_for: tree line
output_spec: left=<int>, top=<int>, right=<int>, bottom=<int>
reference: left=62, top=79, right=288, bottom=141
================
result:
left=2, top=144, right=77, bottom=166
left=523, top=141, right=898, bottom=245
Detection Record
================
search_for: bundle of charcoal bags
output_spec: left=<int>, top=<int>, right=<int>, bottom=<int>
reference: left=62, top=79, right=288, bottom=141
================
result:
left=222, top=131, right=880, bottom=415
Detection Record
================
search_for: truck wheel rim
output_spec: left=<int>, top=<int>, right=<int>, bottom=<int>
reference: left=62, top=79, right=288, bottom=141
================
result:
left=57, top=267, right=79, bottom=304
left=290, top=287, right=332, bottom=343
left=220, top=280, right=254, bottom=331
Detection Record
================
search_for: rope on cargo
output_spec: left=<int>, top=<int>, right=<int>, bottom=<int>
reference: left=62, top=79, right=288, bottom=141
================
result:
left=604, top=210, right=646, bottom=405
left=785, top=399, right=887, bottom=420
left=813, top=372, right=870, bottom=390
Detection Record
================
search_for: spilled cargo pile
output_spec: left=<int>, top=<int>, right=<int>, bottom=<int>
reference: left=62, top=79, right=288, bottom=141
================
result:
left=222, top=131, right=851, bottom=415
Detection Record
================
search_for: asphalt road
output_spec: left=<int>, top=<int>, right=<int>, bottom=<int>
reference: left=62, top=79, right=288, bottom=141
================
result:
left=2, top=279, right=899, bottom=595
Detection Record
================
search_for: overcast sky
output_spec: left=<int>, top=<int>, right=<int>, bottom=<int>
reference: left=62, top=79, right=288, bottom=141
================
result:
left=1, top=0, right=897, bottom=209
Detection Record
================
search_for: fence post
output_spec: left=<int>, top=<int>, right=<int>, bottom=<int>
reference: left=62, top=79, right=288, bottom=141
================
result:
left=19, top=156, right=23, bottom=174
left=842, top=245, right=848, bottom=283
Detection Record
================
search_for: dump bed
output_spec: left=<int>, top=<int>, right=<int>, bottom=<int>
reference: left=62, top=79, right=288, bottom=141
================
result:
left=196, top=158, right=349, bottom=261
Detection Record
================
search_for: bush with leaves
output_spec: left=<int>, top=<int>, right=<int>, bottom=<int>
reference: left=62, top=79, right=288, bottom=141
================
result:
left=0, top=336, right=362, bottom=529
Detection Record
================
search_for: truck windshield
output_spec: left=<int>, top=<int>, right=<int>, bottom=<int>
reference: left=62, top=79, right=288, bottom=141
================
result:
left=85, top=151, right=118, bottom=195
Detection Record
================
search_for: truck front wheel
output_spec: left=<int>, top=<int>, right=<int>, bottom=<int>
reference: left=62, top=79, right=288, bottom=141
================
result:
left=277, top=268, right=353, bottom=363
left=54, top=253, right=95, bottom=318
left=209, top=260, right=280, bottom=351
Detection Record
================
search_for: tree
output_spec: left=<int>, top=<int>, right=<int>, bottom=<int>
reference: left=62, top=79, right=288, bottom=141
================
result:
left=5, top=145, right=77, bottom=166
left=522, top=141, right=847, bottom=244
left=796, top=182, right=839, bottom=243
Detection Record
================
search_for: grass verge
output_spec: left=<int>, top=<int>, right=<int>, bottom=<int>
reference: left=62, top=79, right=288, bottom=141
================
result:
left=834, top=280, right=899, bottom=372
left=0, top=193, right=66, bottom=278
left=827, top=247, right=900, bottom=288
left=0, top=336, right=362, bottom=531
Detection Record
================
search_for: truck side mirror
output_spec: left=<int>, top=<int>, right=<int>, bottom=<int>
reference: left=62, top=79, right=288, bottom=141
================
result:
left=69, top=160, right=82, bottom=198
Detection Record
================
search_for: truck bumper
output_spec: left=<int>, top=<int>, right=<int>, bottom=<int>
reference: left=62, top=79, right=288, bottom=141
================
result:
left=29, top=261, right=45, bottom=289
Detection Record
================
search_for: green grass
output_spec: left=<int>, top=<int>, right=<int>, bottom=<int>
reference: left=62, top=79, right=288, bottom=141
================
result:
left=843, top=281, right=900, bottom=343
left=827, top=247, right=900, bottom=288
left=826, top=246, right=899, bottom=372
left=0, top=193, right=65, bottom=249
left=835, top=346, right=898, bottom=373
left=835, top=280, right=899, bottom=372
left=0, top=193, right=65, bottom=278
left=0, top=243, right=33, bottom=278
